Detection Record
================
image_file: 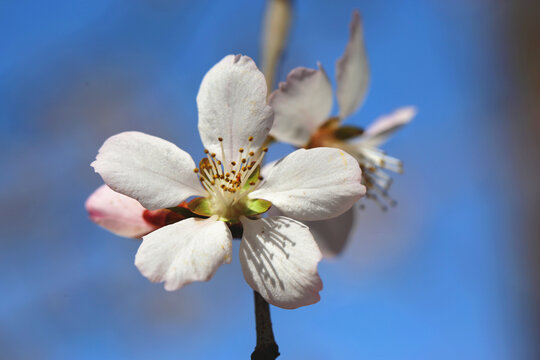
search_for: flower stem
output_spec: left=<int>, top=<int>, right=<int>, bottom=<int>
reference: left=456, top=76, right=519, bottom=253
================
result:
left=251, top=291, right=280, bottom=360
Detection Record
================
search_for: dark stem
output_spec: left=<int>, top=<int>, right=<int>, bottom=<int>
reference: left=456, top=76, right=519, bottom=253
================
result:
left=251, top=291, right=280, bottom=360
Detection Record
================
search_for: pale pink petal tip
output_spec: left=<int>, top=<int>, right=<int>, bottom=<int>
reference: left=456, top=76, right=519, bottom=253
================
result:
left=85, top=184, right=156, bottom=238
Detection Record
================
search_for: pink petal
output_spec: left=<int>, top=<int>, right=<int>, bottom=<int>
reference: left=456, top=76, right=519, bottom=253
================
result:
left=85, top=184, right=156, bottom=238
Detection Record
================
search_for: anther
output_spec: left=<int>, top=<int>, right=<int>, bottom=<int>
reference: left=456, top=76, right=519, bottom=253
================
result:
left=241, top=159, right=247, bottom=164
left=248, top=136, right=254, bottom=141
left=231, top=161, right=236, bottom=166
left=262, top=147, right=268, bottom=152
left=193, top=168, right=199, bottom=173
left=239, top=148, right=244, bottom=153
left=204, top=149, right=209, bottom=154
left=249, top=151, right=254, bottom=156
left=218, top=137, right=223, bottom=141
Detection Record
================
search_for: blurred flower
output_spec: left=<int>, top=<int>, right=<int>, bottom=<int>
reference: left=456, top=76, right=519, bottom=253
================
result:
left=90, top=55, right=365, bottom=309
left=267, top=11, right=416, bottom=257
left=269, top=11, right=416, bottom=210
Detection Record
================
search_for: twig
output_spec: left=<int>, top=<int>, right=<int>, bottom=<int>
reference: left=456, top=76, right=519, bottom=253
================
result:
left=251, top=291, right=280, bottom=360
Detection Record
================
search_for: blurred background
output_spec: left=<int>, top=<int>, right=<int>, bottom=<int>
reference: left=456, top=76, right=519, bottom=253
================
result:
left=1, top=0, right=539, bottom=359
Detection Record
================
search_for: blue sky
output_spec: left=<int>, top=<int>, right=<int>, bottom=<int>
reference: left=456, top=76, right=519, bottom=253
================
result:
left=0, top=1, right=531, bottom=359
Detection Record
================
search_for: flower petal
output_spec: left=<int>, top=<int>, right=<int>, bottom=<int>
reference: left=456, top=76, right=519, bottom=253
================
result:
left=359, top=106, right=416, bottom=147
left=269, top=65, right=333, bottom=147
left=250, top=147, right=366, bottom=221
left=135, top=217, right=232, bottom=291
left=336, top=10, right=369, bottom=119
left=303, top=208, right=356, bottom=258
left=85, top=184, right=156, bottom=238
left=239, top=216, right=323, bottom=309
left=91, top=131, right=205, bottom=210
left=197, top=55, right=273, bottom=163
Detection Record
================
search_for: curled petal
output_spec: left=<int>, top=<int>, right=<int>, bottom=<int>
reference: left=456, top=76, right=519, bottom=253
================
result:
left=197, top=55, right=273, bottom=163
left=239, top=216, right=323, bottom=309
left=250, top=148, right=366, bottom=221
left=85, top=184, right=155, bottom=238
left=91, top=131, right=205, bottom=210
left=336, top=10, right=369, bottom=119
left=269, top=65, right=333, bottom=147
left=359, top=106, right=417, bottom=147
left=135, top=217, right=232, bottom=291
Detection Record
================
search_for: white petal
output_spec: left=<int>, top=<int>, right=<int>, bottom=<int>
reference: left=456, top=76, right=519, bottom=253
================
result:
left=250, top=148, right=366, bottom=221
left=336, top=11, right=369, bottom=119
left=359, top=106, right=416, bottom=147
left=135, top=217, right=232, bottom=291
left=239, top=216, right=323, bottom=309
left=269, top=65, right=333, bottom=147
left=303, top=208, right=356, bottom=258
left=197, top=55, right=273, bottom=163
left=260, top=159, right=278, bottom=179
left=85, top=184, right=155, bottom=238
left=91, top=131, right=205, bottom=210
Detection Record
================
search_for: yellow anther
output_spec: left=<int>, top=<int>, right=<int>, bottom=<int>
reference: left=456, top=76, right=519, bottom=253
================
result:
left=241, top=159, right=247, bottom=164
left=193, top=168, right=199, bottom=173
left=249, top=151, right=255, bottom=156
left=262, top=147, right=268, bottom=152
left=211, top=153, right=216, bottom=157
left=204, top=149, right=209, bottom=154
left=248, top=136, right=254, bottom=141
left=218, top=137, right=223, bottom=141
left=239, top=148, right=244, bottom=153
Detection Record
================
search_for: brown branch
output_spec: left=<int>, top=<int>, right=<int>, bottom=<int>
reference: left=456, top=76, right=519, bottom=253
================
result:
left=251, top=291, right=280, bottom=360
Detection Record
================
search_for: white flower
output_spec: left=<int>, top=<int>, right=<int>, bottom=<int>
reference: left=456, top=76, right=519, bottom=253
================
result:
left=268, top=11, right=416, bottom=210
left=91, top=55, right=366, bottom=309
